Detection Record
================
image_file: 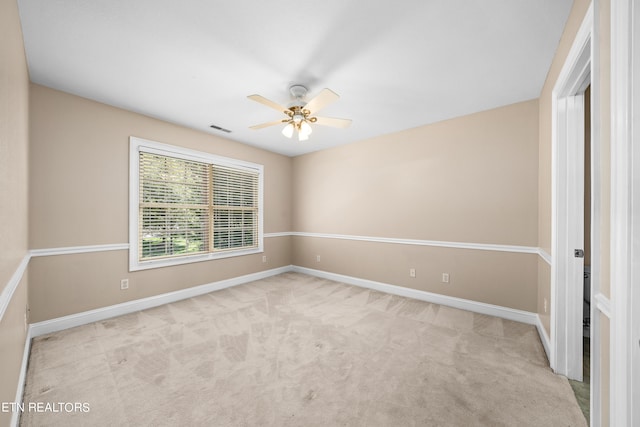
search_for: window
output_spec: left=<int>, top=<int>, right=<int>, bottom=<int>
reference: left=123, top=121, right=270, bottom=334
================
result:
left=130, top=137, right=263, bottom=271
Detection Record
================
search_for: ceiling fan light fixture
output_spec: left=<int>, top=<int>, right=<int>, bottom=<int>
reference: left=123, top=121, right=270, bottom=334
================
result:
left=248, top=85, right=351, bottom=142
left=282, top=122, right=294, bottom=138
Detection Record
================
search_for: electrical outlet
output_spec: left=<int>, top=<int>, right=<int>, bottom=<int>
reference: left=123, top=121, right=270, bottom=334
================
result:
left=442, top=273, right=450, bottom=283
left=544, top=298, right=548, bottom=313
left=316, top=255, right=321, bottom=262
left=409, top=268, right=416, bottom=278
left=262, top=255, right=267, bottom=263
left=120, top=279, right=129, bottom=290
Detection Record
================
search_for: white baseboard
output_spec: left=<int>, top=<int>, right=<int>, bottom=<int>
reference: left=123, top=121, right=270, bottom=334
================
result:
left=27, top=264, right=547, bottom=363
left=26, top=264, right=547, bottom=340
left=30, top=266, right=292, bottom=337
left=292, top=266, right=539, bottom=326
left=536, top=315, right=552, bottom=362
left=11, top=326, right=32, bottom=427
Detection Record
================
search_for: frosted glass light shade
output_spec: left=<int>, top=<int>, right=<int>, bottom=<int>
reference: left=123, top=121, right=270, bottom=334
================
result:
left=281, top=123, right=294, bottom=138
left=300, top=121, right=312, bottom=136
left=298, top=130, right=309, bottom=141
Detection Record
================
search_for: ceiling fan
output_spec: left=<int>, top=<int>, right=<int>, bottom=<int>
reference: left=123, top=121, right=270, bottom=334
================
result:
left=248, top=85, right=352, bottom=141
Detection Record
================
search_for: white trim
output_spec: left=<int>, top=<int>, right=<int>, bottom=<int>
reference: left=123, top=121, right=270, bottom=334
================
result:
left=591, top=290, right=603, bottom=427
left=128, top=136, right=265, bottom=272
left=537, top=248, right=552, bottom=266
left=30, top=266, right=291, bottom=337
left=290, top=231, right=540, bottom=255
left=536, top=314, right=552, bottom=362
left=292, top=266, right=539, bottom=326
left=550, top=3, right=593, bottom=380
left=30, top=243, right=129, bottom=257
left=0, top=254, right=31, bottom=322
left=631, top=1, right=640, bottom=423
left=27, top=234, right=286, bottom=258
left=264, top=232, right=292, bottom=238
left=593, top=292, right=611, bottom=319
left=10, top=326, right=32, bottom=427
left=610, top=0, right=638, bottom=424
left=130, top=247, right=264, bottom=272
left=0, top=255, right=32, bottom=427
left=590, top=2, right=603, bottom=424
left=22, top=233, right=549, bottom=260
left=130, top=136, right=264, bottom=171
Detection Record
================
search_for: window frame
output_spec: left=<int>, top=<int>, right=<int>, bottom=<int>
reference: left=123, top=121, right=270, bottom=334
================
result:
left=129, top=136, right=264, bottom=271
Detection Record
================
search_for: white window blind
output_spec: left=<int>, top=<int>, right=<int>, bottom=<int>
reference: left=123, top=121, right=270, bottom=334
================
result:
left=212, top=165, right=259, bottom=251
left=139, top=152, right=210, bottom=260
left=130, top=137, right=263, bottom=270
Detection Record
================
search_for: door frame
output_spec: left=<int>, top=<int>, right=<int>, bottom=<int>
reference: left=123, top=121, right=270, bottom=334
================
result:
left=610, top=0, right=639, bottom=424
left=550, top=3, right=593, bottom=383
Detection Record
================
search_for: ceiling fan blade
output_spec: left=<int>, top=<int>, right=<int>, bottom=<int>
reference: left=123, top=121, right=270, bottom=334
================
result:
left=247, top=94, right=289, bottom=114
left=303, top=88, right=339, bottom=114
left=249, top=119, right=286, bottom=130
left=314, top=116, right=352, bottom=128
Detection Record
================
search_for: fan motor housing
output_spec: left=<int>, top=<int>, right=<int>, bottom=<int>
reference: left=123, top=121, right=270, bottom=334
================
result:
left=289, top=84, right=308, bottom=99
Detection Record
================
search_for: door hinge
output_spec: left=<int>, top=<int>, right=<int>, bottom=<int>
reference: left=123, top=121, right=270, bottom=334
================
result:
left=574, top=249, right=584, bottom=258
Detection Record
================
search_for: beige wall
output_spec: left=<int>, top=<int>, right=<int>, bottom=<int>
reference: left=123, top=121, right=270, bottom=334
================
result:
left=537, top=259, right=551, bottom=334
left=0, top=0, right=30, bottom=424
left=28, top=84, right=292, bottom=321
left=292, top=100, right=540, bottom=312
left=294, top=100, right=539, bottom=245
left=29, top=85, right=292, bottom=248
left=28, top=237, right=291, bottom=322
left=293, top=237, right=538, bottom=312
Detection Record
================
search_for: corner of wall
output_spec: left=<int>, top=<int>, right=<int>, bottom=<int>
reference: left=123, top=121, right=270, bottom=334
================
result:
left=1, top=0, right=34, bottom=423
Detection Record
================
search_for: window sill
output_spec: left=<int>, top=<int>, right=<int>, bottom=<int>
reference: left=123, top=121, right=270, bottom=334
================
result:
left=129, top=246, right=263, bottom=272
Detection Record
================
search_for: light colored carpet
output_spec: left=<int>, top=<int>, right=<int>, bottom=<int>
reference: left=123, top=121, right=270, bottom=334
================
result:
left=21, top=272, right=586, bottom=426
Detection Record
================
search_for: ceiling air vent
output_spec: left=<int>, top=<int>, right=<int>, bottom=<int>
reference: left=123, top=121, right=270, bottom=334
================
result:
left=209, top=124, right=231, bottom=133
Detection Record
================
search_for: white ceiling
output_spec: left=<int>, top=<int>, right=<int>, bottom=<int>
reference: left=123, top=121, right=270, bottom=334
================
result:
left=17, top=0, right=573, bottom=157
